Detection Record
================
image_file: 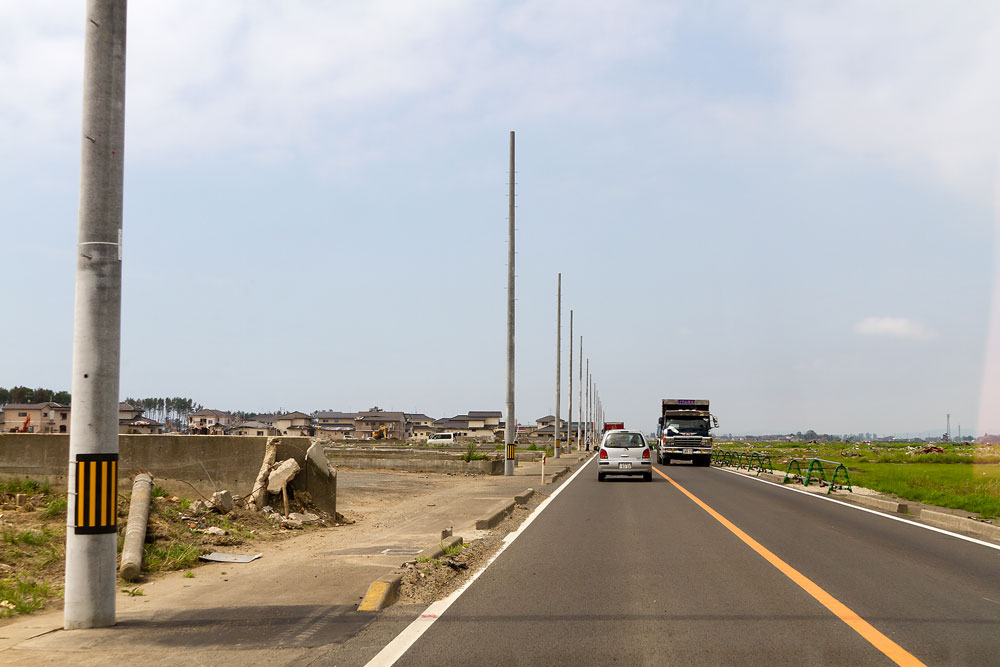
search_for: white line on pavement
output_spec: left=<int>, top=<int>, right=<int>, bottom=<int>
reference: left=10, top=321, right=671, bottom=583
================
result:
left=714, top=465, right=1000, bottom=552
left=365, top=455, right=596, bottom=667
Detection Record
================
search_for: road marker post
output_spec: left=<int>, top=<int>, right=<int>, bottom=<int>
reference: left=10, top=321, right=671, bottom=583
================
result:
left=541, top=454, right=546, bottom=485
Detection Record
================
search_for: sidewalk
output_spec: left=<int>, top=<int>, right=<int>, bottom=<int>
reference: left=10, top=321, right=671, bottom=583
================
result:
left=0, top=451, right=590, bottom=665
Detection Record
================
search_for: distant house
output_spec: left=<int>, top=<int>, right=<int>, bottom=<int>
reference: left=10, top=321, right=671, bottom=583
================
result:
left=118, top=402, right=143, bottom=422
left=313, top=411, right=357, bottom=440
left=2, top=402, right=70, bottom=433
left=230, top=420, right=279, bottom=437
left=404, top=413, right=435, bottom=440
left=187, top=409, right=233, bottom=434
left=272, top=411, right=315, bottom=436
left=119, top=415, right=164, bottom=435
left=355, top=411, right=406, bottom=439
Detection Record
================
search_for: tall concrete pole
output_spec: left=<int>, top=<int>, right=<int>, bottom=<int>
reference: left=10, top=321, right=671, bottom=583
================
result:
left=504, top=131, right=516, bottom=476
left=65, top=0, right=127, bottom=630
left=568, top=310, right=573, bottom=451
left=585, top=360, right=590, bottom=449
left=554, top=273, right=561, bottom=459
left=578, top=337, right=583, bottom=450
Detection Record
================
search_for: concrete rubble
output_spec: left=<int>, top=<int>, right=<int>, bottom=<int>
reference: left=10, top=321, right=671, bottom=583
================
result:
left=267, top=459, right=301, bottom=494
left=209, top=490, right=233, bottom=514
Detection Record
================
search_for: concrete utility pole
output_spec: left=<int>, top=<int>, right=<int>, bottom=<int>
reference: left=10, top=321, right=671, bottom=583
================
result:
left=578, top=336, right=583, bottom=451
left=554, top=273, right=561, bottom=459
left=568, top=310, right=573, bottom=451
left=585, top=360, right=590, bottom=449
left=65, top=0, right=127, bottom=630
left=504, top=131, right=516, bottom=476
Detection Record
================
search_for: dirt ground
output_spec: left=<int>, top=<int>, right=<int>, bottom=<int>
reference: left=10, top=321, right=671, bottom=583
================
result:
left=0, top=482, right=338, bottom=619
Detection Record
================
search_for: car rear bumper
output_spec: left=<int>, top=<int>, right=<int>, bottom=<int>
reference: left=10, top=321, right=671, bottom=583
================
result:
left=598, top=460, right=651, bottom=475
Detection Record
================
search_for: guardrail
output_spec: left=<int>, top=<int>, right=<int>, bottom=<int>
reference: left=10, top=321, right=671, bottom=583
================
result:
left=712, top=450, right=774, bottom=476
left=782, top=458, right=852, bottom=494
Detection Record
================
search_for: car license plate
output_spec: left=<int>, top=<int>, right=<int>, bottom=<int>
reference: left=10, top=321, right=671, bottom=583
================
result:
left=683, top=448, right=692, bottom=455
left=618, top=462, right=631, bottom=470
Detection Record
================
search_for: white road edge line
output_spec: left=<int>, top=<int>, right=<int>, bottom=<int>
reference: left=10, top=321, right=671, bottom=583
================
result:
left=365, top=455, right=596, bottom=667
left=714, top=465, right=1000, bottom=552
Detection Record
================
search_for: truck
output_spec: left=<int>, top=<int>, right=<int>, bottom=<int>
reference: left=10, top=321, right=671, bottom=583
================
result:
left=603, top=421, right=625, bottom=433
left=656, top=399, right=718, bottom=466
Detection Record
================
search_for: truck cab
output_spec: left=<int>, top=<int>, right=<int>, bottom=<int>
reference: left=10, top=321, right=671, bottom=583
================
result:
left=656, top=399, right=717, bottom=467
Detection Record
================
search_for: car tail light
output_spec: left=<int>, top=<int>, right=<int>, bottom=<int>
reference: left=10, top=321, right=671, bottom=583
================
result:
left=642, top=448, right=650, bottom=459
left=599, top=449, right=607, bottom=459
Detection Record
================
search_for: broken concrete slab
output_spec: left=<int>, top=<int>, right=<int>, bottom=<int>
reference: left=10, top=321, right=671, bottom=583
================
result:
left=210, top=490, right=233, bottom=514
left=304, top=441, right=337, bottom=517
left=288, top=512, right=319, bottom=524
left=252, top=437, right=279, bottom=510
left=267, top=458, right=301, bottom=494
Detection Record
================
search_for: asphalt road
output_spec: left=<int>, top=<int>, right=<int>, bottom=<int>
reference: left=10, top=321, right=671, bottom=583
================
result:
left=388, top=458, right=1000, bottom=666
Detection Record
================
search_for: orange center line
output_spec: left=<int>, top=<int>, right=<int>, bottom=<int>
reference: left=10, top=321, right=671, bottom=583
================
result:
left=653, top=466, right=926, bottom=667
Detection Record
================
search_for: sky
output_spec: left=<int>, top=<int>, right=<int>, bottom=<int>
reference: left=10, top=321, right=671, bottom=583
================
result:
left=3, top=1, right=1000, bottom=437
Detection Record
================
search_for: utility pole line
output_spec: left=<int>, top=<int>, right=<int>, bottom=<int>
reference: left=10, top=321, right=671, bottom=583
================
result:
left=568, top=310, right=573, bottom=451
left=554, top=273, right=561, bottom=459
left=585, top=360, right=590, bottom=450
left=504, top=131, right=516, bottom=476
left=578, top=336, right=583, bottom=451
left=65, top=0, right=127, bottom=630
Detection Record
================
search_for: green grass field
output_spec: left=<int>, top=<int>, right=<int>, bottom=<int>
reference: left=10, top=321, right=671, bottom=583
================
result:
left=718, top=441, right=1000, bottom=518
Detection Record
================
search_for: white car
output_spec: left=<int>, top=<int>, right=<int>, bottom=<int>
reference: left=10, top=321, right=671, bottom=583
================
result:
left=427, top=432, right=457, bottom=445
left=597, top=429, right=652, bottom=482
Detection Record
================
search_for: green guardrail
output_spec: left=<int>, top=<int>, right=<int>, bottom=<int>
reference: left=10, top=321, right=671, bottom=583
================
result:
left=712, top=450, right=774, bottom=476
left=782, top=458, right=852, bottom=494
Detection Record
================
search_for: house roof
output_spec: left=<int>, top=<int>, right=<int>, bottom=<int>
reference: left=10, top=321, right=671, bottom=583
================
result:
left=119, top=402, right=141, bottom=411
left=120, top=416, right=162, bottom=426
left=536, top=415, right=556, bottom=423
left=276, top=411, right=312, bottom=420
left=468, top=411, right=502, bottom=418
left=357, top=411, right=405, bottom=421
left=4, top=402, right=68, bottom=411
left=405, top=413, right=433, bottom=421
left=190, top=409, right=231, bottom=417
left=233, top=420, right=272, bottom=429
left=314, top=411, right=357, bottom=419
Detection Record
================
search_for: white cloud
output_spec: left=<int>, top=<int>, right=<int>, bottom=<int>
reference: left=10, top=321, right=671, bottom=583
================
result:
left=853, top=317, right=936, bottom=341
left=745, top=1, right=1000, bottom=204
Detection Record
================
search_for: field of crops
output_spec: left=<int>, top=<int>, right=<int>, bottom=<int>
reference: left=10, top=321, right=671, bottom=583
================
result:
left=717, top=441, right=1000, bottom=518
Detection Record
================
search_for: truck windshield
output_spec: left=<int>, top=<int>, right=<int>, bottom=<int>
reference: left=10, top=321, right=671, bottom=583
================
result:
left=665, top=419, right=708, bottom=434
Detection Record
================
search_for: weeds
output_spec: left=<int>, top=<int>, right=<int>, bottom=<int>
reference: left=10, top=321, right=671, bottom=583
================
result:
left=143, top=541, right=201, bottom=573
left=151, top=486, right=169, bottom=498
left=0, top=576, right=56, bottom=617
left=41, top=497, right=67, bottom=519
left=2, top=527, right=53, bottom=547
left=0, top=479, right=52, bottom=496
left=442, top=541, right=463, bottom=557
left=183, top=571, right=195, bottom=578
left=121, top=587, right=144, bottom=597
left=461, top=443, right=487, bottom=462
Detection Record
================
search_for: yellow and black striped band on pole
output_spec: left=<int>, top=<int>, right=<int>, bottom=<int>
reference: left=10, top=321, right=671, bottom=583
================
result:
left=506, top=444, right=515, bottom=460
left=74, top=453, right=118, bottom=535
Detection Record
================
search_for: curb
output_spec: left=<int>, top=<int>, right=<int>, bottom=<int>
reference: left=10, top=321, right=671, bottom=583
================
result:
left=357, top=569, right=404, bottom=611
left=850, top=495, right=908, bottom=514
left=920, top=509, right=1000, bottom=542
left=358, top=535, right=466, bottom=612
left=549, top=466, right=571, bottom=485
left=514, top=488, right=534, bottom=505
left=475, top=500, right=516, bottom=529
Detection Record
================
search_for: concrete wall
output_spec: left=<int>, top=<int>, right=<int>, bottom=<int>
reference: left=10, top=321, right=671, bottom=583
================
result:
left=0, top=434, right=333, bottom=513
left=323, top=447, right=504, bottom=475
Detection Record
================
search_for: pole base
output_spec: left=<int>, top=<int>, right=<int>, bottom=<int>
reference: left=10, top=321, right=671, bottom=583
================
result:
left=504, top=459, right=515, bottom=476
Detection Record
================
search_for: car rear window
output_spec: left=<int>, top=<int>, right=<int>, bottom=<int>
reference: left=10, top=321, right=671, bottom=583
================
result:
left=604, top=433, right=645, bottom=448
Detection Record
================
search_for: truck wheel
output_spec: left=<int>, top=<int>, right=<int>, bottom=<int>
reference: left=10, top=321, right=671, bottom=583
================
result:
left=662, top=456, right=670, bottom=466
left=656, top=452, right=662, bottom=464
left=598, top=473, right=606, bottom=482
left=698, top=456, right=711, bottom=467
left=644, top=472, right=652, bottom=482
